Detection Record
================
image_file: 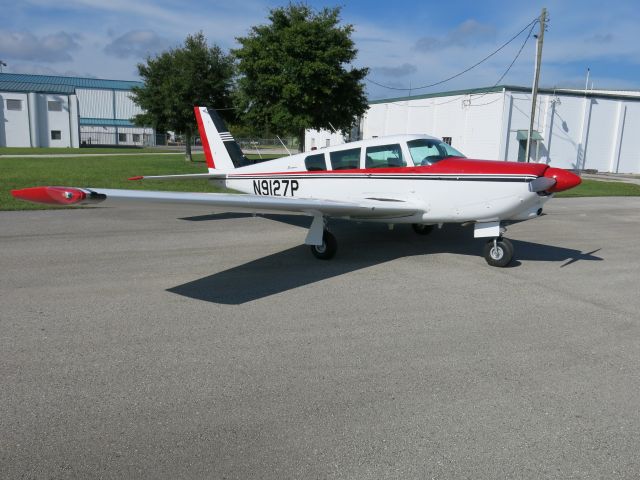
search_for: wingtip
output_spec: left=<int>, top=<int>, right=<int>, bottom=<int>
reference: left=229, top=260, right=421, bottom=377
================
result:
left=11, top=186, right=87, bottom=205
left=128, top=176, right=144, bottom=181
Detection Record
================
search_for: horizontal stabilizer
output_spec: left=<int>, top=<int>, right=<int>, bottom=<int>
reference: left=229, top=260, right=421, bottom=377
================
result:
left=128, top=172, right=227, bottom=181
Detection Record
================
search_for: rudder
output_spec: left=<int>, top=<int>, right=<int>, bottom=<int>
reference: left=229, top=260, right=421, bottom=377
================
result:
left=194, top=106, right=247, bottom=172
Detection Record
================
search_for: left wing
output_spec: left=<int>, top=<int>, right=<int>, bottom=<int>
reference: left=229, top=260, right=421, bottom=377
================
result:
left=11, top=186, right=420, bottom=219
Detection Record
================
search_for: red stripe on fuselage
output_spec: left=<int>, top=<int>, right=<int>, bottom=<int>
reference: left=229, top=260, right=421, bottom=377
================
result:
left=228, top=158, right=550, bottom=177
left=193, top=107, right=215, bottom=169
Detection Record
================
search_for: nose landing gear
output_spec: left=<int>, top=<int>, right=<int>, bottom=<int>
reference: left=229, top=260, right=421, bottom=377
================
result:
left=483, top=237, right=514, bottom=267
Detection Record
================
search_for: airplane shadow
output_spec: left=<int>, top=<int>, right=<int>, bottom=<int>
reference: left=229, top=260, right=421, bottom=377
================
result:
left=167, top=218, right=603, bottom=305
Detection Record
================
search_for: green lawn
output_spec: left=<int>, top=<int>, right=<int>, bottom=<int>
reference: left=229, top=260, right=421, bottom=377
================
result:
left=555, top=179, right=640, bottom=197
left=0, top=146, right=178, bottom=155
left=3, top=155, right=638, bottom=211
left=1, top=153, right=219, bottom=210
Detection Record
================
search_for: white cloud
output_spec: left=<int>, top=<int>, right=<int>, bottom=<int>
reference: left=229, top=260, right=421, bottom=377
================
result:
left=104, top=30, right=171, bottom=59
left=0, top=30, right=81, bottom=62
left=415, top=20, right=497, bottom=53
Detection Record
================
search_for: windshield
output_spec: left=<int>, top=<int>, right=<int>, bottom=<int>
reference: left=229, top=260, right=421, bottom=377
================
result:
left=407, top=139, right=466, bottom=166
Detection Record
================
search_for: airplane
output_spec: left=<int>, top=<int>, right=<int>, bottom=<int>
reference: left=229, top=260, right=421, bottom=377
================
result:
left=11, top=107, right=581, bottom=267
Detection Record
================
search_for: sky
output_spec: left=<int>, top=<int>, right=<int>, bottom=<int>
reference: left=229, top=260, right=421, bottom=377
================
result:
left=1, top=0, right=639, bottom=100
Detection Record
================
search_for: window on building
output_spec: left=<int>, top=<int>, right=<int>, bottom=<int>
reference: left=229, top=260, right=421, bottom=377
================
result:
left=365, top=143, right=405, bottom=168
left=442, top=137, right=452, bottom=145
left=118, top=133, right=127, bottom=142
left=132, top=133, right=141, bottom=143
left=47, top=101, right=62, bottom=112
left=304, top=153, right=326, bottom=171
left=330, top=148, right=360, bottom=170
left=6, top=99, right=22, bottom=111
left=51, top=130, right=62, bottom=140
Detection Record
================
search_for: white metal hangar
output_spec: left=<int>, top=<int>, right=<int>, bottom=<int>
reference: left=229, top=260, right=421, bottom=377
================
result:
left=306, top=85, right=640, bottom=174
left=0, top=72, right=155, bottom=148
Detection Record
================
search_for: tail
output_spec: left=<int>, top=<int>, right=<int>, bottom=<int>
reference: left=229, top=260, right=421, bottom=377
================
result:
left=194, top=107, right=247, bottom=172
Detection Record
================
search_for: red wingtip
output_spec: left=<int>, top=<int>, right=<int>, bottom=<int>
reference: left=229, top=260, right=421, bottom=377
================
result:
left=11, top=186, right=87, bottom=205
left=128, top=176, right=144, bottom=181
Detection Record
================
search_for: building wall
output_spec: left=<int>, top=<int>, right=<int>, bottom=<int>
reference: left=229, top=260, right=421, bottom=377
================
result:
left=0, top=92, right=76, bottom=147
left=38, top=94, right=72, bottom=148
left=1, top=86, right=151, bottom=148
left=361, top=92, right=505, bottom=160
left=76, top=88, right=114, bottom=119
left=0, top=93, right=31, bottom=147
left=115, top=90, right=143, bottom=119
left=336, top=88, right=640, bottom=173
left=613, top=102, right=640, bottom=174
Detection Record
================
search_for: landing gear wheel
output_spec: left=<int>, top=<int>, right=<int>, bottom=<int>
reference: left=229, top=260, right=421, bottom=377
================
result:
left=483, top=237, right=514, bottom=267
left=412, top=223, right=434, bottom=235
left=310, top=230, right=337, bottom=260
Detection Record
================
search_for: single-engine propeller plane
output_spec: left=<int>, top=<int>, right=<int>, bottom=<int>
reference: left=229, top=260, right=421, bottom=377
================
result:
left=12, top=107, right=581, bottom=267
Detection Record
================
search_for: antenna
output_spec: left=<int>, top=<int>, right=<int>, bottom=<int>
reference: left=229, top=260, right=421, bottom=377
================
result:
left=276, top=135, right=292, bottom=156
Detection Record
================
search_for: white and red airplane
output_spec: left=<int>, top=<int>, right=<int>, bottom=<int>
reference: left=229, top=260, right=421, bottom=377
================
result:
left=12, top=107, right=581, bottom=267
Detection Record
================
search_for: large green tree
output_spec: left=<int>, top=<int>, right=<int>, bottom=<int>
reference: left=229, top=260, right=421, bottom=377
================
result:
left=234, top=4, right=369, bottom=150
left=132, top=32, right=235, bottom=161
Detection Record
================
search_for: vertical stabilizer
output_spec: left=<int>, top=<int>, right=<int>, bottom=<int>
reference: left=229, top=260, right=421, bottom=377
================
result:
left=193, top=107, right=247, bottom=172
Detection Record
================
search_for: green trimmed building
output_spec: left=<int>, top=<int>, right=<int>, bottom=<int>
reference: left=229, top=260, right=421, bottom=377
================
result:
left=0, top=72, right=156, bottom=148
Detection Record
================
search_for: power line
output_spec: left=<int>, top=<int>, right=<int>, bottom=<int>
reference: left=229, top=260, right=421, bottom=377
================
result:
left=382, top=21, right=537, bottom=110
left=367, top=17, right=539, bottom=92
left=466, top=18, right=538, bottom=104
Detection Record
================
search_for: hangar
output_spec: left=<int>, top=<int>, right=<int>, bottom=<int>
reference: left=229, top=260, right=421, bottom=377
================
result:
left=0, top=72, right=155, bottom=148
left=306, top=85, right=640, bottom=174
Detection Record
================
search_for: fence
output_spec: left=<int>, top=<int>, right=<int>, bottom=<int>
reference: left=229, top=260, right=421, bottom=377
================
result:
left=80, top=128, right=156, bottom=147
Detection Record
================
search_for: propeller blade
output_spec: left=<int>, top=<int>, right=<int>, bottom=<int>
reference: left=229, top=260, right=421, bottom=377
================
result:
left=529, top=176, right=556, bottom=193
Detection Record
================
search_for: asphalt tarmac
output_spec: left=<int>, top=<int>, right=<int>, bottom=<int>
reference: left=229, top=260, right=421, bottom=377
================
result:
left=1, top=197, right=639, bottom=479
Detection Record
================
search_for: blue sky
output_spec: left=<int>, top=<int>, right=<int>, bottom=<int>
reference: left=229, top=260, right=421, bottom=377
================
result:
left=1, top=0, right=639, bottom=99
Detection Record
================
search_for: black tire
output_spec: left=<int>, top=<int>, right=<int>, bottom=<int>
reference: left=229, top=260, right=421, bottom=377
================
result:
left=310, top=230, right=337, bottom=260
left=412, top=223, right=434, bottom=235
left=483, top=238, right=514, bottom=267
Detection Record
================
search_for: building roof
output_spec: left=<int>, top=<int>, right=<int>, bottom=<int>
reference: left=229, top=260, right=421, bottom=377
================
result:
left=79, top=118, right=138, bottom=127
left=0, top=80, right=76, bottom=95
left=369, top=84, right=640, bottom=104
left=0, top=73, right=142, bottom=93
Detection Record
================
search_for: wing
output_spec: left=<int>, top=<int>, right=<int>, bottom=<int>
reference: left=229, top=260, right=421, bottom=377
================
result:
left=11, top=186, right=420, bottom=219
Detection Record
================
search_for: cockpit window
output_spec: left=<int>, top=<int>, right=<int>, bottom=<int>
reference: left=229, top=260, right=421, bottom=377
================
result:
left=407, top=139, right=466, bottom=166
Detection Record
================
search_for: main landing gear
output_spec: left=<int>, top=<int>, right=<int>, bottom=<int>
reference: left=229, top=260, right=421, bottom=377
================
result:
left=411, top=223, right=434, bottom=235
left=483, top=237, right=514, bottom=267
left=309, top=230, right=337, bottom=260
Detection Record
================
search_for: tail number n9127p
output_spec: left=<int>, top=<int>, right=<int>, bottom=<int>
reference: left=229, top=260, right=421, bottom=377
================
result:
left=253, top=179, right=299, bottom=197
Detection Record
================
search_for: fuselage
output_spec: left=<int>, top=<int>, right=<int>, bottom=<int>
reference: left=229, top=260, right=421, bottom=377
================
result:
left=216, top=134, right=561, bottom=224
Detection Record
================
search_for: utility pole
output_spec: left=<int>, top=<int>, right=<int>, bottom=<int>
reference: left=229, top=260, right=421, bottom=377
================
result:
left=525, top=7, right=547, bottom=163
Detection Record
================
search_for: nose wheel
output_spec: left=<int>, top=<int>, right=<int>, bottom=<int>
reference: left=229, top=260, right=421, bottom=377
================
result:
left=310, top=229, right=337, bottom=260
left=483, top=237, right=514, bottom=267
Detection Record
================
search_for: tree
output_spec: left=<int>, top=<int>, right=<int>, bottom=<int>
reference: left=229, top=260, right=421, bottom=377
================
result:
left=234, top=4, right=369, bottom=151
left=132, top=32, right=235, bottom=161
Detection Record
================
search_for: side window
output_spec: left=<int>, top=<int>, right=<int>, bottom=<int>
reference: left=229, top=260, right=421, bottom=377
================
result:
left=48, top=101, right=62, bottom=112
left=365, top=144, right=405, bottom=168
left=330, top=148, right=360, bottom=170
left=7, top=99, right=23, bottom=111
left=305, top=153, right=326, bottom=171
